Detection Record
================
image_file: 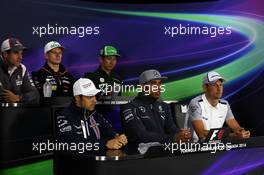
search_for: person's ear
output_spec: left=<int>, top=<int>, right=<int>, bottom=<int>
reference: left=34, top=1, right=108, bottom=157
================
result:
left=44, top=53, right=49, bottom=60
left=3, top=51, right=9, bottom=59
left=99, top=56, right=103, bottom=64
left=74, top=95, right=81, bottom=106
left=202, top=84, right=207, bottom=92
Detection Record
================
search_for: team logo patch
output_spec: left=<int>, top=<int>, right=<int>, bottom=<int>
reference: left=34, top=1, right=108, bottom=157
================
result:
left=190, top=106, right=198, bottom=114
left=60, top=125, right=72, bottom=132
left=153, top=70, right=160, bottom=77
left=52, top=85, right=57, bottom=91
left=16, top=80, right=23, bottom=86
left=82, top=83, right=91, bottom=88
left=158, top=105, right=165, bottom=113
left=138, top=106, right=146, bottom=113
left=99, top=78, right=105, bottom=83
left=202, top=116, right=208, bottom=120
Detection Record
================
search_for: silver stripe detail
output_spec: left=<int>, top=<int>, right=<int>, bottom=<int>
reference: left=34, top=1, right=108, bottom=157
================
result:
left=81, top=120, right=87, bottom=139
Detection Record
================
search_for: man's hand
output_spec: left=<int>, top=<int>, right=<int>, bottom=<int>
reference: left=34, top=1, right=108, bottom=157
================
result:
left=174, top=128, right=192, bottom=142
left=0, top=89, right=21, bottom=103
left=106, top=138, right=123, bottom=150
left=234, top=128, right=250, bottom=139
left=115, top=134, right=128, bottom=146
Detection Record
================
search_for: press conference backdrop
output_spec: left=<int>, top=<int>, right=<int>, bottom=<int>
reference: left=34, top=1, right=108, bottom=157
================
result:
left=2, top=0, right=264, bottom=134
left=1, top=0, right=264, bottom=174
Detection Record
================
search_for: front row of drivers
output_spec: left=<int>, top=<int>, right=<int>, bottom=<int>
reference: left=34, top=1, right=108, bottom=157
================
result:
left=57, top=70, right=250, bottom=150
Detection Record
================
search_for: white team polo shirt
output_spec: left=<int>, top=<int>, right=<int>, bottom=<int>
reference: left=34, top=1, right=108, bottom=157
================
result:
left=186, top=94, right=234, bottom=142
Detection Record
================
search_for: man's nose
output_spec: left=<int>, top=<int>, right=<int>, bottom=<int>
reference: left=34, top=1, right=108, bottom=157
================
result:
left=216, top=85, right=222, bottom=90
left=110, top=59, right=116, bottom=64
left=157, top=85, right=161, bottom=91
left=92, top=96, right=97, bottom=103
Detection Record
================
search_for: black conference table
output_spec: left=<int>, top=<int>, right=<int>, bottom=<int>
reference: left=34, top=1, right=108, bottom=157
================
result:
left=54, top=136, right=264, bottom=175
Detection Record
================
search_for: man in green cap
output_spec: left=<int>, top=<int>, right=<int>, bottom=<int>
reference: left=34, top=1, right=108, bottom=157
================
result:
left=84, top=45, right=122, bottom=99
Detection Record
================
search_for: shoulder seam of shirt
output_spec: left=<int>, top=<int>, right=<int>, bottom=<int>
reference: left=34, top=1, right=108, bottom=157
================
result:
left=219, top=100, right=228, bottom=105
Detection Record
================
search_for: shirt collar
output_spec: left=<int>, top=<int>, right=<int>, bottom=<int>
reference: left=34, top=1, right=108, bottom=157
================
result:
left=136, top=92, right=158, bottom=104
left=97, top=66, right=113, bottom=77
left=43, top=62, right=66, bottom=74
left=69, top=101, right=95, bottom=119
left=8, top=66, right=18, bottom=76
left=202, top=94, right=220, bottom=109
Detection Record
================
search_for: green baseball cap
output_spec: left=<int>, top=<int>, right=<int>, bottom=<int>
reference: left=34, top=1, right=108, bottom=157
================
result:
left=100, top=45, right=121, bottom=57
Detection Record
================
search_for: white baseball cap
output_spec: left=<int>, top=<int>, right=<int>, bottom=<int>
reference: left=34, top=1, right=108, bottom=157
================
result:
left=44, top=41, right=64, bottom=54
left=203, top=71, right=225, bottom=84
left=73, top=78, right=101, bottom=97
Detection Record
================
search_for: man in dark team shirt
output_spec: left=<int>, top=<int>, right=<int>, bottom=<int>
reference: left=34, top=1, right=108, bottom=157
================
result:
left=56, top=78, right=128, bottom=150
left=122, top=69, right=191, bottom=143
left=32, top=41, right=75, bottom=98
left=84, top=45, right=122, bottom=99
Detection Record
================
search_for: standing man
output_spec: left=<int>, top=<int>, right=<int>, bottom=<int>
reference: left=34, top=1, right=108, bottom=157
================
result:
left=187, top=71, right=250, bottom=142
left=122, top=69, right=191, bottom=143
left=84, top=45, right=122, bottom=99
left=0, top=38, right=39, bottom=104
left=32, top=41, right=75, bottom=97
left=56, top=78, right=127, bottom=150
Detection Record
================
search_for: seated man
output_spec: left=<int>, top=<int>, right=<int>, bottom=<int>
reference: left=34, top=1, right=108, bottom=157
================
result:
left=56, top=78, right=127, bottom=150
left=0, top=38, right=39, bottom=104
left=32, top=41, right=75, bottom=97
left=187, top=71, right=250, bottom=142
left=122, top=69, right=191, bottom=143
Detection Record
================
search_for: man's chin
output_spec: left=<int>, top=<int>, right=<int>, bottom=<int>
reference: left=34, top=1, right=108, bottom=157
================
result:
left=53, top=62, right=61, bottom=65
left=152, top=93, right=160, bottom=99
left=91, top=105, right=96, bottom=111
left=15, top=63, right=21, bottom=67
left=214, top=95, right=222, bottom=100
left=85, top=106, right=95, bottom=111
left=107, top=66, right=114, bottom=71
